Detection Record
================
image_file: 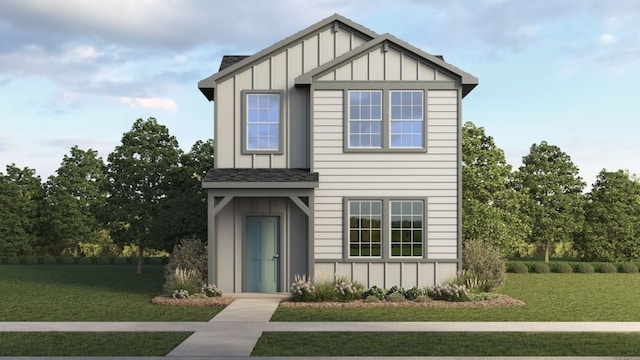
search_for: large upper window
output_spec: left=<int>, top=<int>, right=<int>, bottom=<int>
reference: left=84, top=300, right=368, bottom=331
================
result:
left=246, top=93, right=281, bottom=152
left=390, top=91, right=423, bottom=148
left=348, top=90, right=382, bottom=148
left=346, top=89, right=425, bottom=151
left=348, top=200, right=382, bottom=257
left=390, top=200, right=424, bottom=257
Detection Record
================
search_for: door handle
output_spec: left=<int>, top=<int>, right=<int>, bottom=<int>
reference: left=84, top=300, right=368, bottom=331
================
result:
left=273, top=254, right=280, bottom=259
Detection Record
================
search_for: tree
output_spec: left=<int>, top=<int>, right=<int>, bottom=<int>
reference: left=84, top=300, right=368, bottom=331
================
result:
left=462, top=122, right=530, bottom=256
left=516, top=141, right=585, bottom=262
left=0, top=164, right=44, bottom=255
left=43, top=146, right=106, bottom=255
left=105, top=118, right=182, bottom=274
left=151, top=139, right=214, bottom=246
left=576, top=169, right=640, bottom=260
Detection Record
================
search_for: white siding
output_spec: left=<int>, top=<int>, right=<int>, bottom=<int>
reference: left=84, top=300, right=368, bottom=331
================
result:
left=312, top=89, right=459, bottom=263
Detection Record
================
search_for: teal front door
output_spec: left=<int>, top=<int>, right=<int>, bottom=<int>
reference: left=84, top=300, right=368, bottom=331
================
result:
left=245, top=216, right=280, bottom=292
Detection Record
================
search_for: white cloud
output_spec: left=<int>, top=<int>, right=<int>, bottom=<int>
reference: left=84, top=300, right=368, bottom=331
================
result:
left=600, top=33, right=617, bottom=44
left=119, top=96, right=177, bottom=111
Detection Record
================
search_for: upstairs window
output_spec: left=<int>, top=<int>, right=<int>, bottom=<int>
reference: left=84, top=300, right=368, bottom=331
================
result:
left=245, top=93, right=281, bottom=152
left=390, top=91, right=424, bottom=148
left=348, top=90, right=382, bottom=148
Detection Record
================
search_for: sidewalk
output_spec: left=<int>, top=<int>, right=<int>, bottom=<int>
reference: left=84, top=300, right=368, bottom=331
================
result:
left=2, top=296, right=640, bottom=358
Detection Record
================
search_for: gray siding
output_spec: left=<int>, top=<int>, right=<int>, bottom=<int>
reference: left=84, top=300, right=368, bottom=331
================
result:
left=214, top=25, right=371, bottom=169
left=317, top=45, right=455, bottom=82
left=312, top=89, right=459, bottom=287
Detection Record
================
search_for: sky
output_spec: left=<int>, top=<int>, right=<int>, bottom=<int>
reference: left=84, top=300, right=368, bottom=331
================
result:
left=0, top=0, right=638, bottom=190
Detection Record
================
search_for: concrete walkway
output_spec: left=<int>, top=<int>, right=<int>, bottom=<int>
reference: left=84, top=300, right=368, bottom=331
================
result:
left=3, top=296, right=640, bottom=358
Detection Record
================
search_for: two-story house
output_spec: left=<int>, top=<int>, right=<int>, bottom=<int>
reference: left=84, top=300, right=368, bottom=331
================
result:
left=198, top=14, right=477, bottom=293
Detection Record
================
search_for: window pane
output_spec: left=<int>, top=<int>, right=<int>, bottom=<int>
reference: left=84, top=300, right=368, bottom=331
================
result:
left=348, top=91, right=382, bottom=149
left=390, top=91, right=423, bottom=149
left=390, top=201, right=423, bottom=257
left=246, top=93, right=280, bottom=150
left=348, top=200, right=382, bottom=257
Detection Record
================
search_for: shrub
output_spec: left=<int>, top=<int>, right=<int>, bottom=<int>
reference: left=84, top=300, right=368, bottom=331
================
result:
left=620, top=263, right=639, bottom=274
left=113, top=257, right=128, bottom=265
left=78, top=257, right=92, bottom=265
left=555, top=263, right=573, bottom=273
left=7, top=257, right=20, bottom=265
left=428, top=283, right=470, bottom=302
left=43, top=257, right=57, bottom=265
left=97, top=256, right=110, bottom=265
left=577, top=263, right=595, bottom=274
left=361, top=286, right=386, bottom=300
left=290, top=274, right=315, bottom=302
left=404, top=286, right=424, bottom=301
left=334, top=276, right=363, bottom=301
left=24, top=257, right=38, bottom=265
left=312, top=278, right=337, bottom=302
left=172, top=290, right=190, bottom=299
left=385, top=285, right=405, bottom=297
left=533, top=263, right=550, bottom=274
left=59, top=257, right=75, bottom=265
left=164, top=267, right=202, bottom=295
left=164, top=238, right=207, bottom=287
left=462, top=239, right=506, bottom=292
left=600, top=263, right=617, bottom=273
left=202, top=284, right=223, bottom=297
left=510, top=263, right=529, bottom=273
left=415, top=295, right=432, bottom=303
left=386, top=292, right=407, bottom=302
left=363, top=295, right=380, bottom=303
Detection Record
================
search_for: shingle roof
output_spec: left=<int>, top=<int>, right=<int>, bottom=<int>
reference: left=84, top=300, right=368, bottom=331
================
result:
left=203, top=168, right=318, bottom=183
left=218, top=55, right=250, bottom=71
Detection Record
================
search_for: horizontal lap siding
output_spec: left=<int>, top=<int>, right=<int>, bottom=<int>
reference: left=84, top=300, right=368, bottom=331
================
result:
left=313, top=90, right=459, bottom=261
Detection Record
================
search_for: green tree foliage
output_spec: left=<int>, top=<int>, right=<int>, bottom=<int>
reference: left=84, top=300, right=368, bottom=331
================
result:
left=576, top=170, right=640, bottom=260
left=0, top=164, right=44, bottom=255
left=516, top=141, right=585, bottom=262
left=43, top=146, right=107, bottom=255
left=105, top=118, right=182, bottom=273
left=462, top=122, right=530, bottom=256
left=152, top=139, right=214, bottom=246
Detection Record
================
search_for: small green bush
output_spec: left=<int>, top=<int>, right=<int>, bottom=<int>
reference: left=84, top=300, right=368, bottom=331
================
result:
left=79, top=257, right=92, bottom=265
left=164, top=238, right=207, bottom=286
left=386, top=292, right=407, bottom=302
left=290, top=274, right=315, bottom=302
left=7, top=257, right=20, bottom=265
left=600, top=263, right=617, bottom=273
left=403, top=286, right=424, bottom=301
left=361, top=285, right=386, bottom=300
left=42, top=257, right=56, bottom=265
left=97, top=256, right=110, bottom=265
left=312, top=278, right=338, bottom=302
left=620, top=263, right=639, bottom=274
left=113, top=257, right=127, bottom=265
left=415, top=295, right=432, bottom=303
left=23, top=257, right=38, bottom=265
left=334, top=276, right=363, bottom=301
left=462, top=239, right=506, bottom=292
left=59, top=257, right=75, bottom=265
left=202, top=284, right=223, bottom=297
left=164, top=267, right=201, bottom=295
left=510, top=263, right=529, bottom=273
left=385, top=285, right=404, bottom=297
left=363, top=295, right=381, bottom=303
left=577, top=263, right=595, bottom=274
left=428, top=283, right=470, bottom=302
left=555, top=263, right=573, bottom=273
left=533, top=263, right=550, bottom=274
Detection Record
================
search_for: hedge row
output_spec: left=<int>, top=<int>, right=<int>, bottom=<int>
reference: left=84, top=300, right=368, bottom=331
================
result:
left=0, top=256, right=168, bottom=266
left=507, top=261, right=640, bottom=274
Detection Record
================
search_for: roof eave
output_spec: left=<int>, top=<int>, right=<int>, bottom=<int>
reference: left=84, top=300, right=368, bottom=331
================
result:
left=202, top=181, right=319, bottom=189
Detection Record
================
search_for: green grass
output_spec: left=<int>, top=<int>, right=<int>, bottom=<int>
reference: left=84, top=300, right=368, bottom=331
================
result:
left=0, top=265, right=223, bottom=321
left=272, top=273, right=640, bottom=321
left=0, top=332, right=191, bottom=356
left=252, top=332, right=640, bottom=356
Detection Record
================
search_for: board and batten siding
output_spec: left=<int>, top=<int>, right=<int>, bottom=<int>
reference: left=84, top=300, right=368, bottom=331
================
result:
left=312, top=89, right=459, bottom=287
left=214, top=25, right=371, bottom=170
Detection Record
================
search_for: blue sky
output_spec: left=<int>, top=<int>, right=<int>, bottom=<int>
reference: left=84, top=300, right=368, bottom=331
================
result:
left=0, top=0, right=638, bottom=189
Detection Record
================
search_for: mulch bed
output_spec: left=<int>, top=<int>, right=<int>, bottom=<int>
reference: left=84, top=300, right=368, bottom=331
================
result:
left=151, top=295, right=234, bottom=307
left=279, top=295, right=524, bottom=308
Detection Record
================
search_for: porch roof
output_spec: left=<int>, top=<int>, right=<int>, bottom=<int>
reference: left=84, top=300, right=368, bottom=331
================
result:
left=202, top=168, right=319, bottom=189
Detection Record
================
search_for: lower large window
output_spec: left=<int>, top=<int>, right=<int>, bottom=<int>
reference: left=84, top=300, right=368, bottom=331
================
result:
left=347, top=199, right=425, bottom=259
left=348, top=200, right=382, bottom=257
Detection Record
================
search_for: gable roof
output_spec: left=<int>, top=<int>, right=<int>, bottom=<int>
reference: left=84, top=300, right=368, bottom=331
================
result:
left=295, top=33, right=478, bottom=97
left=198, top=13, right=379, bottom=101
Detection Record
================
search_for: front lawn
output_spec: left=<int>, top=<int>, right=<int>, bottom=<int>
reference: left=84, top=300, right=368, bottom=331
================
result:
left=271, top=273, right=640, bottom=321
left=0, top=332, right=191, bottom=356
left=252, top=332, right=640, bottom=357
left=0, top=265, right=223, bottom=321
